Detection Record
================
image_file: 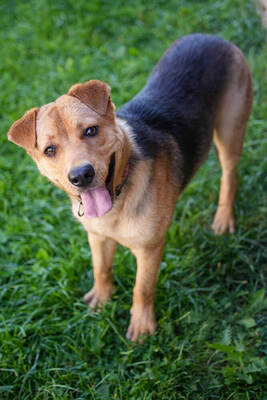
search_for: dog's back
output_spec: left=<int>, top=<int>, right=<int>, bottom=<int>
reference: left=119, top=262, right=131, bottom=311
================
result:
left=117, top=34, right=233, bottom=187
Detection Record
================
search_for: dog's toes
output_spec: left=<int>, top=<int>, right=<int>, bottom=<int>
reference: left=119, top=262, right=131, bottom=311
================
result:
left=126, top=307, right=157, bottom=342
left=126, top=319, right=157, bottom=343
left=83, top=285, right=112, bottom=310
left=212, top=220, right=235, bottom=235
left=212, top=206, right=235, bottom=235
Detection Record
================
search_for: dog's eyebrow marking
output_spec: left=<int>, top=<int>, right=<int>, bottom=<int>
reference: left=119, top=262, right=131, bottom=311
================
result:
left=46, top=105, right=58, bottom=118
left=43, top=134, right=57, bottom=144
left=75, top=118, right=98, bottom=130
left=75, top=121, right=86, bottom=130
left=47, top=105, right=69, bottom=138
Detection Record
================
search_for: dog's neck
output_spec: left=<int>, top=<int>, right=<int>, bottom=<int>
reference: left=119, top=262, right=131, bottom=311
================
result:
left=115, top=161, right=130, bottom=197
left=113, top=117, right=139, bottom=193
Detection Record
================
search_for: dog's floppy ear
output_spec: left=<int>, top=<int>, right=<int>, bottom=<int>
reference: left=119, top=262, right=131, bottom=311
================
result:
left=8, top=108, right=39, bottom=151
left=68, top=80, right=111, bottom=115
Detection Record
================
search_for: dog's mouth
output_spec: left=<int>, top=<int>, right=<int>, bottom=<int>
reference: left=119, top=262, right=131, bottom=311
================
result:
left=105, top=152, right=116, bottom=200
left=79, top=153, right=115, bottom=218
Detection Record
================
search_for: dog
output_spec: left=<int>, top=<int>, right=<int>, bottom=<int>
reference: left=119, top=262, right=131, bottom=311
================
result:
left=8, top=34, right=253, bottom=341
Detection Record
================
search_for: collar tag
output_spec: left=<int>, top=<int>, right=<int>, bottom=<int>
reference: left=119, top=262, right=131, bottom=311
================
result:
left=78, top=201, right=84, bottom=217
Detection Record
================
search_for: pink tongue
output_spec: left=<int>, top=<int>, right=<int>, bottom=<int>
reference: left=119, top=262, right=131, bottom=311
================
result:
left=80, top=186, right=112, bottom=218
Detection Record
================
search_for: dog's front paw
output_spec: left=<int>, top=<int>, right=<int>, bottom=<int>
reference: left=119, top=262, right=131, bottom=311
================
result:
left=83, top=284, right=113, bottom=310
left=126, top=305, right=157, bottom=342
left=212, top=206, right=235, bottom=235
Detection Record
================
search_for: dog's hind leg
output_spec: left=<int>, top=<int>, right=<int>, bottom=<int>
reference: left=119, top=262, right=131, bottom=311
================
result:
left=212, top=46, right=253, bottom=235
left=84, top=233, right=117, bottom=308
left=212, top=133, right=241, bottom=235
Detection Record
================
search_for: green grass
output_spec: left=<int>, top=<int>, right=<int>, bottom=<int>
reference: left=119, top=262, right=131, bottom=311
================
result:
left=0, top=0, right=267, bottom=399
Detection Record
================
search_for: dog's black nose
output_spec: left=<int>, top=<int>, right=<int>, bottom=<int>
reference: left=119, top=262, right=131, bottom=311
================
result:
left=68, top=164, right=95, bottom=187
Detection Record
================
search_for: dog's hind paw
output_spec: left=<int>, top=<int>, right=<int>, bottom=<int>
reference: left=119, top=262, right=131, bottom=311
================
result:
left=83, top=285, right=113, bottom=310
left=212, top=206, right=235, bottom=235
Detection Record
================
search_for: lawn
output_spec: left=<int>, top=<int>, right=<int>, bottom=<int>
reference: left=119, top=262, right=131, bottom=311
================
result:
left=0, top=0, right=266, bottom=399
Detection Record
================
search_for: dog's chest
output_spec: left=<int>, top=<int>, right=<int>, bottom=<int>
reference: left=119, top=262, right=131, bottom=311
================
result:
left=75, top=206, right=155, bottom=247
left=72, top=192, right=173, bottom=248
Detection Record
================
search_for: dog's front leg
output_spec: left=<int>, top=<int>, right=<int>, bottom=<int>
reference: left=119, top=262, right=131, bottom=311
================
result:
left=126, top=239, right=165, bottom=341
left=84, top=232, right=117, bottom=309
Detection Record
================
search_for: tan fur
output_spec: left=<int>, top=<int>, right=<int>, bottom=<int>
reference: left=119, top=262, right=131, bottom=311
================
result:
left=8, top=62, right=253, bottom=341
left=255, top=0, right=267, bottom=29
left=213, top=45, right=253, bottom=234
left=68, top=80, right=111, bottom=115
left=8, top=107, right=39, bottom=150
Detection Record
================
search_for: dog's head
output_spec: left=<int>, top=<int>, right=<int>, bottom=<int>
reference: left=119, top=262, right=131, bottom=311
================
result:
left=8, top=80, right=129, bottom=218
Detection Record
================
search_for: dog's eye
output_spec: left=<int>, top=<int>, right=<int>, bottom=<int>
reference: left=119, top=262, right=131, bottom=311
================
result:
left=44, top=145, right=57, bottom=157
left=84, top=126, right=98, bottom=137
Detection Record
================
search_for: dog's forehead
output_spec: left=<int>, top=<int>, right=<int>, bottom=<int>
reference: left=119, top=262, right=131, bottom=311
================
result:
left=36, top=95, right=99, bottom=143
left=38, top=95, right=97, bottom=123
left=55, top=94, right=97, bottom=117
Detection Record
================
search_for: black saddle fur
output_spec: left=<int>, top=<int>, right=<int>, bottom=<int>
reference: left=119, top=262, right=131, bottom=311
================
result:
left=117, top=34, right=233, bottom=188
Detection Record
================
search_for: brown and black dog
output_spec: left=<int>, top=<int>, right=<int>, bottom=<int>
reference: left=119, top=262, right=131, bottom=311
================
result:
left=8, top=34, right=253, bottom=341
